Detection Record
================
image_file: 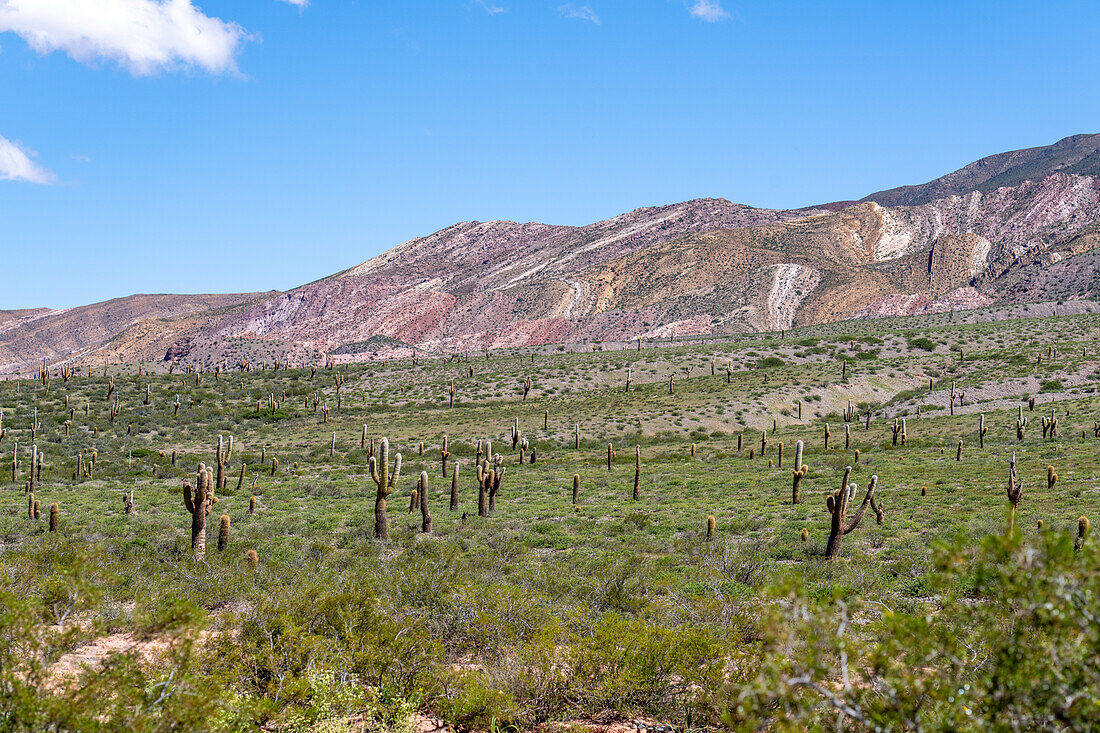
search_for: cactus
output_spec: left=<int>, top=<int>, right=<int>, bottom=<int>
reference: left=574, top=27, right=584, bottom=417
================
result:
left=450, top=463, right=459, bottom=511
left=633, top=446, right=641, bottom=500
left=271, top=457, right=279, bottom=476
left=777, top=441, right=784, bottom=468
left=891, top=419, right=902, bottom=446
left=575, top=423, right=580, bottom=450
left=522, top=376, right=532, bottom=401
left=218, top=514, right=231, bottom=551
left=1041, top=409, right=1058, bottom=439
left=760, top=430, right=768, bottom=456
left=1017, top=406, right=1028, bottom=441
left=956, top=440, right=963, bottom=461
left=369, top=438, right=402, bottom=539
left=249, top=495, right=257, bottom=514
left=1046, top=465, right=1057, bottom=490
left=183, top=464, right=214, bottom=557
left=246, top=549, right=259, bottom=569
left=736, top=433, right=743, bottom=452
left=1007, top=453, right=1023, bottom=535
left=797, top=400, right=803, bottom=420
left=476, top=460, right=492, bottom=517
left=791, top=440, right=808, bottom=504
left=1075, top=516, right=1090, bottom=552
left=27, top=491, right=34, bottom=520
left=608, top=443, right=614, bottom=470
left=824, top=468, right=883, bottom=559
left=49, top=502, right=57, bottom=531
left=419, top=472, right=433, bottom=533
left=978, top=413, right=987, bottom=448
left=854, top=449, right=861, bottom=463
left=706, top=515, right=716, bottom=542
left=488, top=457, right=505, bottom=512
left=123, top=488, right=134, bottom=515
left=842, top=400, right=855, bottom=423
left=572, top=473, right=580, bottom=505
left=625, top=368, right=632, bottom=393
left=409, top=489, right=419, bottom=513
left=800, top=528, right=809, bottom=543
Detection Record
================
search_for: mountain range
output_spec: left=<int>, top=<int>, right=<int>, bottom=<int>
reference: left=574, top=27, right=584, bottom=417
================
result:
left=5, top=133, right=1100, bottom=373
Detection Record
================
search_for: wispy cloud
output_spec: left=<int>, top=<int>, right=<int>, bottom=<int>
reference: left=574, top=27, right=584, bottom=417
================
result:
left=0, top=0, right=252, bottom=76
left=0, top=135, right=57, bottom=185
left=559, top=3, right=599, bottom=25
left=278, top=0, right=308, bottom=7
left=472, top=0, right=505, bottom=15
left=689, top=0, right=729, bottom=22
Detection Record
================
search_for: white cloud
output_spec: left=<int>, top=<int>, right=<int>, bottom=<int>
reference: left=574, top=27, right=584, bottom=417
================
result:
left=0, top=0, right=251, bottom=75
left=0, top=135, right=57, bottom=184
left=278, top=0, right=308, bottom=6
left=472, top=0, right=504, bottom=15
left=689, top=0, right=728, bottom=22
left=559, top=4, right=599, bottom=24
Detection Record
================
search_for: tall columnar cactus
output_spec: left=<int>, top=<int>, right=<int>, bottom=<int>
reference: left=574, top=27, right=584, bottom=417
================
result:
left=575, top=423, right=580, bottom=450
left=607, top=443, right=614, bottom=470
left=625, top=368, right=632, bottom=393
left=419, top=472, right=433, bottom=533
left=978, top=413, right=987, bottom=448
left=522, top=377, right=532, bottom=401
left=369, top=438, right=402, bottom=539
left=183, top=464, right=214, bottom=558
left=633, top=446, right=641, bottom=500
left=823, top=423, right=831, bottom=450
left=450, top=463, right=459, bottom=511
left=824, top=468, right=883, bottom=559
left=49, top=502, right=58, bottom=532
left=488, top=457, right=505, bottom=512
left=511, top=418, right=521, bottom=450
left=1007, top=452, right=1023, bottom=535
left=706, top=515, right=716, bottom=542
left=572, top=474, right=580, bottom=505
left=892, top=419, right=902, bottom=446
left=1046, top=465, right=1058, bottom=490
left=1017, top=406, right=1028, bottom=442
left=956, top=440, right=963, bottom=461
left=760, top=430, right=768, bottom=456
left=777, top=441, right=784, bottom=468
left=792, top=440, right=808, bottom=504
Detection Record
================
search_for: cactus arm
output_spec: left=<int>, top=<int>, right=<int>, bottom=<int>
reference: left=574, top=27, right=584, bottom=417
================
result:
left=843, top=475, right=879, bottom=534
left=388, top=453, right=402, bottom=491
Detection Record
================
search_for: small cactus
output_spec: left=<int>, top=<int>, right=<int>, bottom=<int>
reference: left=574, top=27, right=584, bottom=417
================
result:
left=246, top=549, right=259, bottom=569
left=1046, top=465, right=1057, bottom=490
left=706, top=515, right=716, bottom=542
left=572, top=473, right=580, bottom=505
left=218, top=515, right=231, bottom=551
left=49, top=502, right=58, bottom=531
left=800, top=528, right=809, bottom=542
left=1075, top=516, right=1090, bottom=553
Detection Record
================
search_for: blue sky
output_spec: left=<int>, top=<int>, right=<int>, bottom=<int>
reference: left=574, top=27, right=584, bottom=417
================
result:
left=2, top=0, right=1099, bottom=309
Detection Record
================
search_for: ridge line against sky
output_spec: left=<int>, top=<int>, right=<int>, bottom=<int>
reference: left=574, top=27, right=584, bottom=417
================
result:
left=1, top=1, right=1099, bottom=309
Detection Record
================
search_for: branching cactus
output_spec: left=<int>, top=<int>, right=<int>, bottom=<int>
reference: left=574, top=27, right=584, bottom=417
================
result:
left=824, top=467, right=883, bottom=559
left=1047, top=465, right=1058, bottom=490
left=1041, top=409, right=1058, bottom=439
left=1007, top=453, right=1023, bottom=535
left=476, top=460, right=493, bottom=517
left=511, top=418, right=521, bottom=450
left=183, top=464, right=215, bottom=558
left=369, top=438, right=402, bottom=539
left=488, top=456, right=505, bottom=512
left=791, top=440, right=808, bottom=504
left=1017, top=406, right=1028, bottom=442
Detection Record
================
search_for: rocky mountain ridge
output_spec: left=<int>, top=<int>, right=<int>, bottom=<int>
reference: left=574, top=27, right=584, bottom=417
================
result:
left=5, top=134, right=1100, bottom=373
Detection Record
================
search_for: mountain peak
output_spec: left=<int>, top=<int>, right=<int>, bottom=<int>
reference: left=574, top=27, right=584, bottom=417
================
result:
left=862, top=133, right=1100, bottom=207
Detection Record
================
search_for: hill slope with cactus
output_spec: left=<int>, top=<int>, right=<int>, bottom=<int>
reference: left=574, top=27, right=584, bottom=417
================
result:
left=7, top=135, right=1100, bottom=373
